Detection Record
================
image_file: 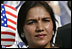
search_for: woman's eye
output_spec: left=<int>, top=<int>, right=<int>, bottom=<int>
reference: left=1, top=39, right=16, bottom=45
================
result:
left=43, top=19, right=50, bottom=22
left=27, top=21, right=34, bottom=25
left=27, top=20, right=37, bottom=25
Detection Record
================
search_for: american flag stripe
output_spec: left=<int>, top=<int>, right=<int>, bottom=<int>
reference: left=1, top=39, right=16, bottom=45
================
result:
left=1, top=41, right=14, bottom=45
left=1, top=27, right=16, bottom=34
left=4, top=4, right=17, bottom=11
left=5, top=5, right=17, bottom=16
left=1, top=34, right=15, bottom=39
left=8, top=21, right=16, bottom=28
left=8, top=25, right=16, bottom=31
left=8, top=18, right=16, bottom=25
left=6, top=11, right=17, bottom=18
left=1, top=39, right=15, bottom=42
left=6, top=14, right=17, bottom=22
left=1, top=32, right=15, bottom=36
left=2, top=45, right=12, bottom=47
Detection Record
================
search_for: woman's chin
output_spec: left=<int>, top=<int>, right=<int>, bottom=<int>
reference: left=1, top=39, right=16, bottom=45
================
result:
left=34, top=40, right=49, bottom=47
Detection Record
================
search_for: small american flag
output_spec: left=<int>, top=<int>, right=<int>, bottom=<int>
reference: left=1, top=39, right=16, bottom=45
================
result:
left=1, top=4, right=17, bottom=47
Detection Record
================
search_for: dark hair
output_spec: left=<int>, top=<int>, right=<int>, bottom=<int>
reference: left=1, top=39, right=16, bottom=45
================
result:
left=1, top=1, right=4, bottom=4
left=17, top=1, right=57, bottom=46
left=67, top=1, right=71, bottom=10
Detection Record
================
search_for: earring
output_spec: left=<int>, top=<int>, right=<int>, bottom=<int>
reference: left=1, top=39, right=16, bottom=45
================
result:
left=21, top=33, right=24, bottom=38
left=53, top=31, right=54, bottom=35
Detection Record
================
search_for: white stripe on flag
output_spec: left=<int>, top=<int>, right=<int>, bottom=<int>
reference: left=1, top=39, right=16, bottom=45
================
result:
left=6, top=14, right=17, bottom=22
left=1, top=34, right=15, bottom=39
left=1, top=26, right=16, bottom=33
left=8, top=21, right=16, bottom=28
left=1, top=41, right=15, bottom=45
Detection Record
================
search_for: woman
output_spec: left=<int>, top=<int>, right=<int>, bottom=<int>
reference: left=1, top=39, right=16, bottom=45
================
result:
left=17, top=1, right=58, bottom=48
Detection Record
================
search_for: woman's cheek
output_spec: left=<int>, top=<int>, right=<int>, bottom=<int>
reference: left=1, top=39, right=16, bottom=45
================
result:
left=23, top=25, right=35, bottom=41
left=44, top=22, right=53, bottom=35
left=24, top=25, right=35, bottom=35
left=45, top=23, right=50, bottom=30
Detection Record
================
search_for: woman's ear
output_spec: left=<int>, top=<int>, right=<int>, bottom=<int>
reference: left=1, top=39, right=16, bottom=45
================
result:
left=52, top=31, right=54, bottom=35
left=21, top=26, right=25, bottom=38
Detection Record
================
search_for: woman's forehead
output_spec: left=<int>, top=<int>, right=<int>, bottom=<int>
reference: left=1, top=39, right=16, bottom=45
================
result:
left=26, top=6, right=51, bottom=19
left=27, top=6, right=49, bottom=14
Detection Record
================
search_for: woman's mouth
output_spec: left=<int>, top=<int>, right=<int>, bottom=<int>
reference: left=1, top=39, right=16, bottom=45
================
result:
left=35, top=34, right=47, bottom=38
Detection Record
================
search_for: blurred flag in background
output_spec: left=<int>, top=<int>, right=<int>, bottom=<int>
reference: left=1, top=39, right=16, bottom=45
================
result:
left=1, top=4, right=17, bottom=47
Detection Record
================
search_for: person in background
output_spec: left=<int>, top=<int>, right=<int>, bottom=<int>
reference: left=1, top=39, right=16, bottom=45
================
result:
left=67, top=1, right=71, bottom=10
left=58, top=1, right=71, bottom=26
left=55, top=1, right=71, bottom=48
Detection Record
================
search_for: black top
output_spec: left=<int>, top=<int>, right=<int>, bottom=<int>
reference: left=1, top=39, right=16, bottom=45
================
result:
left=55, top=23, right=71, bottom=48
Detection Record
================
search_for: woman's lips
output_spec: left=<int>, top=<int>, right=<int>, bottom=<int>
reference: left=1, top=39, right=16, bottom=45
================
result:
left=35, top=34, right=47, bottom=38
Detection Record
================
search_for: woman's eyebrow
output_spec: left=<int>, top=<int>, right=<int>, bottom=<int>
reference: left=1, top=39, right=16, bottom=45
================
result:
left=26, top=17, right=51, bottom=21
left=43, top=17, right=51, bottom=19
left=26, top=19, right=37, bottom=22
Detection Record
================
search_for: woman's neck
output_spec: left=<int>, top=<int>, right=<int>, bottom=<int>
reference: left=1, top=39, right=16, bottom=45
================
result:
left=43, top=42, right=51, bottom=48
left=28, top=42, right=52, bottom=48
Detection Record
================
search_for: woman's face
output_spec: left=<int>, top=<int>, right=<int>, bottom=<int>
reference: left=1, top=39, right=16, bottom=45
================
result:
left=23, top=6, right=53, bottom=48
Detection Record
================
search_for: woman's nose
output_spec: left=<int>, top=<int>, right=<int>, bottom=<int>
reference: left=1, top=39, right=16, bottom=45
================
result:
left=35, top=22, right=44, bottom=33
